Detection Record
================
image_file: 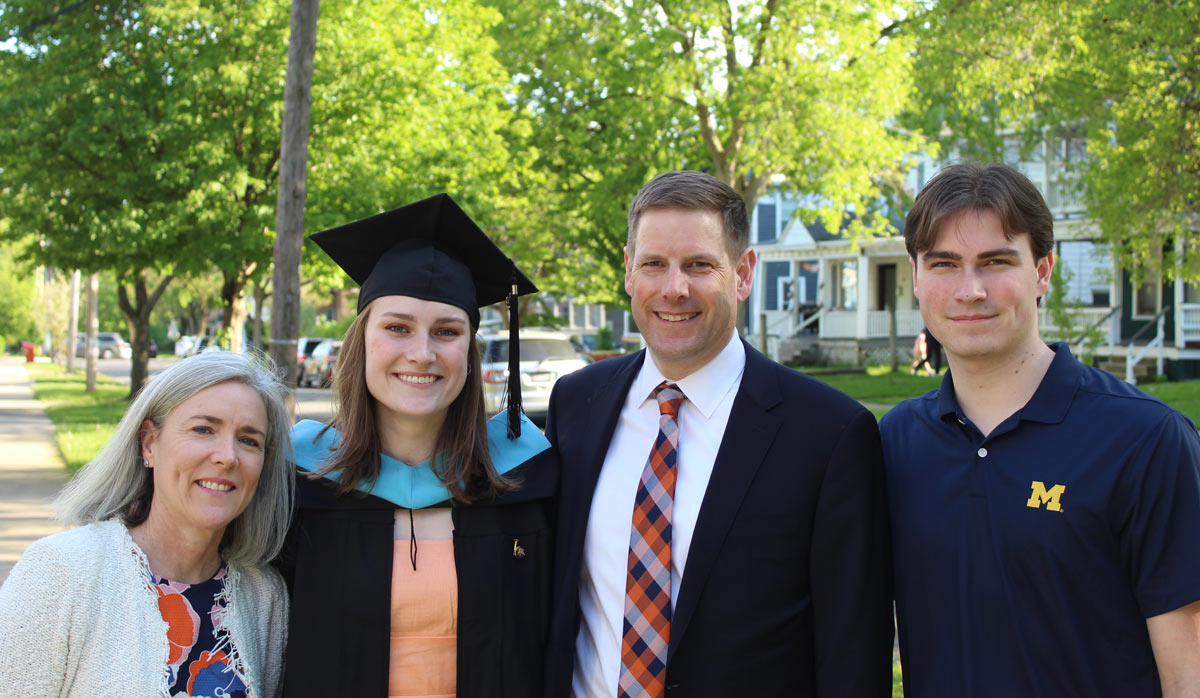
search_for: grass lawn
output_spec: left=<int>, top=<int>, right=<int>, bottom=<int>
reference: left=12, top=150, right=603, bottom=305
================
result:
left=1140, top=381, right=1200, bottom=426
left=26, top=363, right=129, bottom=472
left=800, top=365, right=943, bottom=412
left=801, top=363, right=1200, bottom=425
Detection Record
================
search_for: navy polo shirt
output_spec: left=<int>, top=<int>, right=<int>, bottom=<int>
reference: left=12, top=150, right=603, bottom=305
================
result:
left=882, top=344, right=1200, bottom=698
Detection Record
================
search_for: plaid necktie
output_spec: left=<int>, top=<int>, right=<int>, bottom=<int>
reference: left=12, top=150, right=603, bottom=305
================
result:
left=619, top=381, right=686, bottom=698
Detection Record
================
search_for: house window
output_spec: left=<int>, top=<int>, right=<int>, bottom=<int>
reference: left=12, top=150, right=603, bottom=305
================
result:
left=834, top=260, right=857, bottom=310
left=1131, top=247, right=1163, bottom=319
left=764, top=261, right=789, bottom=310
left=1133, top=279, right=1161, bottom=318
left=624, top=311, right=640, bottom=337
left=757, top=203, right=778, bottom=243
left=1056, top=241, right=1111, bottom=306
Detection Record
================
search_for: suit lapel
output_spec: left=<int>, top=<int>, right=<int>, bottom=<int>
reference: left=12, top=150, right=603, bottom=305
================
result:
left=668, top=344, right=782, bottom=660
left=559, top=351, right=645, bottom=575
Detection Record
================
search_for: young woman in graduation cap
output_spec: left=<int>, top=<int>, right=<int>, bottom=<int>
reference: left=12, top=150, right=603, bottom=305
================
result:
left=276, top=194, right=557, bottom=698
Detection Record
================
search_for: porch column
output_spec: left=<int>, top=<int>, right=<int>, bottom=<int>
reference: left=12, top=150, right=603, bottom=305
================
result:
left=1109, top=252, right=1122, bottom=350
left=855, top=253, right=870, bottom=339
left=818, top=258, right=830, bottom=339
left=1176, top=237, right=1185, bottom=348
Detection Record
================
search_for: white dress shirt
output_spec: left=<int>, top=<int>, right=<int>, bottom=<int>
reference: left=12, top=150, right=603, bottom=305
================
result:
left=572, top=331, right=746, bottom=698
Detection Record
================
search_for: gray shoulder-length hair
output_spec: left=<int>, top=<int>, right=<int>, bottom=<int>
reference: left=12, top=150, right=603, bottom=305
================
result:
left=53, top=350, right=294, bottom=567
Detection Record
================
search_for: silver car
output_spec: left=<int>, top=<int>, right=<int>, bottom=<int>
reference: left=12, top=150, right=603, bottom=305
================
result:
left=75, top=332, right=132, bottom=359
left=478, top=330, right=590, bottom=420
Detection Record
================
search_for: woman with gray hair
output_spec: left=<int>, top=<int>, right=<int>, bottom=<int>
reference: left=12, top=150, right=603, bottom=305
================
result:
left=0, top=350, right=293, bottom=698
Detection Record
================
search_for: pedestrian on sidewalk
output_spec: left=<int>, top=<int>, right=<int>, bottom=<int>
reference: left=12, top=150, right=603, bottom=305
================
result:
left=0, top=351, right=294, bottom=697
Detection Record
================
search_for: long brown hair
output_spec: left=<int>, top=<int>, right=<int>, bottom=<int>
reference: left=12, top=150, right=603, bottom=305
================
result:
left=312, top=299, right=514, bottom=502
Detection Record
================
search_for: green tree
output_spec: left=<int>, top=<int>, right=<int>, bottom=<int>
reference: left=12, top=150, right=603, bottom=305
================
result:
left=0, top=1, right=294, bottom=391
left=302, top=0, right=561, bottom=320
left=486, top=0, right=926, bottom=300
left=0, top=238, right=39, bottom=350
left=906, top=0, right=1200, bottom=279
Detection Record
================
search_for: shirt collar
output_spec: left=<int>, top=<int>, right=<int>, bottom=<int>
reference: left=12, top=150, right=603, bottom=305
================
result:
left=633, top=331, right=746, bottom=419
left=937, top=342, right=1081, bottom=425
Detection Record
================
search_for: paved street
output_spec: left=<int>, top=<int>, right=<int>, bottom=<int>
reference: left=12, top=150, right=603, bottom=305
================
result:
left=94, top=356, right=336, bottom=423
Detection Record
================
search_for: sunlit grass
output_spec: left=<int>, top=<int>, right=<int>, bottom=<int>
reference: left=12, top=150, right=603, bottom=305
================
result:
left=26, top=363, right=128, bottom=472
left=802, top=363, right=1200, bottom=426
left=800, top=365, right=943, bottom=407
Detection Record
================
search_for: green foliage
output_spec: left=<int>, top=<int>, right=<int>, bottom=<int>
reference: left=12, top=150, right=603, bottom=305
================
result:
left=594, top=325, right=615, bottom=351
left=310, top=316, right=354, bottom=341
left=0, top=239, right=39, bottom=349
left=486, top=0, right=927, bottom=301
left=1042, top=258, right=1103, bottom=359
left=906, top=0, right=1200, bottom=279
left=27, top=362, right=128, bottom=472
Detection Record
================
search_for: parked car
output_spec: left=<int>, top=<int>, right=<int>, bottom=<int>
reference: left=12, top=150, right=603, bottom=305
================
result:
left=478, top=329, right=590, bottom=420
left=174, top=335, right=201, bottom=357
left=74, top=332, right=132, bottom=359
left=295, top=336, right=333, bottom=384
left=185, top=337, right=210, bottom=356
left=301, top=339, right=342, bottom=388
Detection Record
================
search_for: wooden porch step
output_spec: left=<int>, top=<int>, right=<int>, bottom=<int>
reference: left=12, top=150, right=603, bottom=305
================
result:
left=1098, top=355, right=1152, bottom=381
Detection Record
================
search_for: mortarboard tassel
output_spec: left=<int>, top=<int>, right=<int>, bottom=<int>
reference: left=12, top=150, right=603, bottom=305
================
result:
left=506, top=261, right=522, bottom=439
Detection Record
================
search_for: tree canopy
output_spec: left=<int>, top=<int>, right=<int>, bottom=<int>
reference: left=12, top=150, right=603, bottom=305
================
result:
left=906, top=0, right=1200, bottom=278
left=486, top=0, right=926, bottom=300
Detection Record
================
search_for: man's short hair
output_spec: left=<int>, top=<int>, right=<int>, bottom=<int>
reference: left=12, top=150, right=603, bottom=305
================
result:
left=904, top=162, right=1054, bottom=261
left=627, top=170, right=750, bottom=261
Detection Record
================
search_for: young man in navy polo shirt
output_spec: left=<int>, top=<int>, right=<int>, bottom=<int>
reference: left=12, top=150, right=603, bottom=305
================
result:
left=882, top=162, right=1200, bottom=698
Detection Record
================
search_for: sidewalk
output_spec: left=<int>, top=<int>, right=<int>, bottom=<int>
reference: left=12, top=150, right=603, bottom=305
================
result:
left=0, top=357, right=68, bottom=584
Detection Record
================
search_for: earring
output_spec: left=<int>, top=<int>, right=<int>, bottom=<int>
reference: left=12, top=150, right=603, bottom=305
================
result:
left=143, top=458, right=150, bottom=468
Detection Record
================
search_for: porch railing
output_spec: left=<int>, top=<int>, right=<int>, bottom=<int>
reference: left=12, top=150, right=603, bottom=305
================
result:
left=820, top=309, right=924, bottom=339
left=1127, top=305, right=1170, bottom=384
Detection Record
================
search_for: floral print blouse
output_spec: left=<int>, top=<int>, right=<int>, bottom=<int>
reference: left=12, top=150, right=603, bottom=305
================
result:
left=153, top=565, right=248, bottom=698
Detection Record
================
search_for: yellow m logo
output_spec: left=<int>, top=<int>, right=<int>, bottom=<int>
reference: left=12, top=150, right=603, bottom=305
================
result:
left=1027, top=481, right=1065, bottom=512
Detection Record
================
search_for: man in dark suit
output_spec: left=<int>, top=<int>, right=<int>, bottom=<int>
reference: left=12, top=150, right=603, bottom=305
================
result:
left=545, top=171, right=893, bottom=698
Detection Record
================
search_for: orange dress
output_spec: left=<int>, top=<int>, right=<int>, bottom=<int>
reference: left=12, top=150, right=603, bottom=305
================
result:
left=388, top=508, right=457, bottom=698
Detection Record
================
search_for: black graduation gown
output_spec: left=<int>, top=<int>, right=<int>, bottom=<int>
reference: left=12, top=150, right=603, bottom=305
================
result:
left=275, top=448, right=557, bottom=697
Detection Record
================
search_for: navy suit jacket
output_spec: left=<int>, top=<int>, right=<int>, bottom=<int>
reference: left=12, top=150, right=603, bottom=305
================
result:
left=544, top=341, right=893, bottom=697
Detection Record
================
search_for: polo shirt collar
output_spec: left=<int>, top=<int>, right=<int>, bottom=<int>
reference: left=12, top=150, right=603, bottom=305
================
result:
left=936, top=342, right=1081, bottom=425
left=633, top=330, right=746, bottom=419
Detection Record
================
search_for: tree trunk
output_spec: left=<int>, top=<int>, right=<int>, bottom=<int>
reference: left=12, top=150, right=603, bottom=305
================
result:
left=271, top=0, right=320, bottom=389
left=118, top=272, right=172, bottom=398
left=331, top=285, right=349, bottom=321
left=221, top=267, right=253, bottom=355
left=252, top=280, right=269, bottom=350
left=66, top=270, right=80, bottom=372
left=85, top=273, right=98, bottom=393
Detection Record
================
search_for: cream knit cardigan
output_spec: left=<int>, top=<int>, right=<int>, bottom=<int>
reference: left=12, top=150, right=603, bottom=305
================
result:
left=0, top=520, right=287, bottom=697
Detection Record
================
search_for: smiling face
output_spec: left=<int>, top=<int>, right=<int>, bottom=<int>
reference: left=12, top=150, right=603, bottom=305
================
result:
left=363, top=295, right=471, bottom=432
left=625, top=207, right=755, bottom=379
left=140, top=380, right=268, bottom=543
left=912, top=208, right=1053, bottom=366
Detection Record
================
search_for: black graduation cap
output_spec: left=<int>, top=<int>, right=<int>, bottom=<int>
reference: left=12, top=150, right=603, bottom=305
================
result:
left=310, top=193, right=537, bottom=437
